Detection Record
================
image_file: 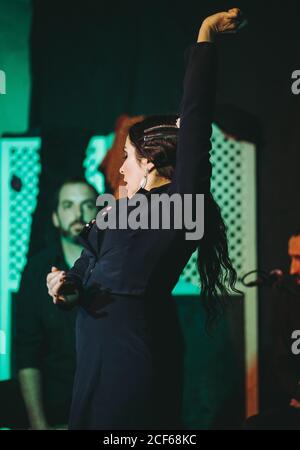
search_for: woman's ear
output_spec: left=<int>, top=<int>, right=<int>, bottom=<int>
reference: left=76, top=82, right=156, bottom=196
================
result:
left=140, top=157, right=154, bottom=172
left=146, top=160, right=155, bottom=172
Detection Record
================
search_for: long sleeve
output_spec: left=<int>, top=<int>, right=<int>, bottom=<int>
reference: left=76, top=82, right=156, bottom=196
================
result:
left=63, top=223, right=108, bottom=312
left=55, top=248, right=92, bottom=312
left=65, top=220, right=100, bottom=293
left=175, top=42, right=217, bottom=194
left=65, top=249, right=91, bottom=292
left=64, top=247, right=114, bottom=314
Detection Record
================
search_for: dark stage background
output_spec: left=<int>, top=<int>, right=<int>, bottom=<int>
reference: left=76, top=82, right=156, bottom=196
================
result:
left=1, top=0, right=300, bottom=424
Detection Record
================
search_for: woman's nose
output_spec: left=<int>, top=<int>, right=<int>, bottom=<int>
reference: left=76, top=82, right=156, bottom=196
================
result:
left=119, top=165, right=124, bottom=175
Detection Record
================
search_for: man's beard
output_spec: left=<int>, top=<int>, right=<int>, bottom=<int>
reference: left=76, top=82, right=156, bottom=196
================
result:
left=60, top=220, right=86, bottom=244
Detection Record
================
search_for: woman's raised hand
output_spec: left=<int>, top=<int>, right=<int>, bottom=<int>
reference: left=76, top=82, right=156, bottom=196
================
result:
left=198, top=8, right=246, bottom=42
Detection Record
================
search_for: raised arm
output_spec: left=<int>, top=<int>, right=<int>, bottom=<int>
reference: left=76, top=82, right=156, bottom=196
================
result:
left=175, top=8, right=244, bottom=194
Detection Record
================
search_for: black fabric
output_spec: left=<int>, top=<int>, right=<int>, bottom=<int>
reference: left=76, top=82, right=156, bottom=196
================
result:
left=15, top=244, right=77, bottom=426
left=63, top=42, right=217, bottom=430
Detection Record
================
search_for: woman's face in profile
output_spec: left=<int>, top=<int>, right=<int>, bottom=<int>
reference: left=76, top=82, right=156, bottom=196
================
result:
left=119, top=136, right=148, bottom=198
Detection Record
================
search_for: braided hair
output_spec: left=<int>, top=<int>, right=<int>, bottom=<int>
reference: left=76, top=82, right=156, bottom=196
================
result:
left=129, top=115, right=178, bottom=180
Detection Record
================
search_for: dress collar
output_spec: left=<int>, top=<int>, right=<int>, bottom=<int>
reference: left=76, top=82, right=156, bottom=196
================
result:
left=136, top=182, right=171, bottom=195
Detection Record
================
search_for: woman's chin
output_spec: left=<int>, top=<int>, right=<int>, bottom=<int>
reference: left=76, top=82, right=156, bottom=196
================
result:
left=126, top=186, right=135, bottom=198
left=124, top=183, right=141, bottom=198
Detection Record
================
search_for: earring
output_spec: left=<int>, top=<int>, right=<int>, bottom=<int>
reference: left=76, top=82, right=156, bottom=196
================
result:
left=139, top=168, right=149, bottom=189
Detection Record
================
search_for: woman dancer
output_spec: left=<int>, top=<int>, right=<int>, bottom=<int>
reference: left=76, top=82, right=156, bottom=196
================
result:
left=47, top=8, right=244, bottom=430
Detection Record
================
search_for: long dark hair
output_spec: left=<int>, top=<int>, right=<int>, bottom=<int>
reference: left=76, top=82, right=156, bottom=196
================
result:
left=129, top=115, right=240, bottom=328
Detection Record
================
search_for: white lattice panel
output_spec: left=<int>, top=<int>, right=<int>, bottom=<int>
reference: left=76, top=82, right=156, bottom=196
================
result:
left=0, top=137, right=41, bottom=380
left=0, top=138, right=41, bottom=292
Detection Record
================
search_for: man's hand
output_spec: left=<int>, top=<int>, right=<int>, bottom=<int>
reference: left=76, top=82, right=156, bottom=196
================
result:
left=198, top=8, right=246, bottom=43
left=46, top=266, right=78, bottom=305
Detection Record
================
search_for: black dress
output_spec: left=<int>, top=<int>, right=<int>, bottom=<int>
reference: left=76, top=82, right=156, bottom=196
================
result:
left=65, top=42, right=217, bottom=430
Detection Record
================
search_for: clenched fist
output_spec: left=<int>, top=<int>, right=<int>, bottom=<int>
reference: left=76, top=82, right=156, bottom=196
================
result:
left=46, top=266, right=79, bottom=305
left=198, top=8, right=246, bottom=42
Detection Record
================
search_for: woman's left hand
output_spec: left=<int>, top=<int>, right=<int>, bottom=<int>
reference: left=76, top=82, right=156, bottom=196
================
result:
left=205, top=8, right=245, bottom=34
left=198, top=8, right=247, bottom=42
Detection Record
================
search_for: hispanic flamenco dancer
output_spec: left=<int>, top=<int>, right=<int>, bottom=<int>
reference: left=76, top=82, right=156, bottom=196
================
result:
left=47, top=9, right=244, bottom=430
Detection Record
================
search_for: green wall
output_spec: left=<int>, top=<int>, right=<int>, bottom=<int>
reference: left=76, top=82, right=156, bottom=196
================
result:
left=0, top=0, right=31, bottom=137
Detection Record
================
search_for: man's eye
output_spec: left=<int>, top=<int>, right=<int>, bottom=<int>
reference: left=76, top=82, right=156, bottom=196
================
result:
left=82, top=201, right=95, bottom=210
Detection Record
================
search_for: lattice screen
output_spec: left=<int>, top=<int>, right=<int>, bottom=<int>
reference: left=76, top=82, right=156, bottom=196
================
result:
left=2, top=139, right=41, bottom=291
left=0, top=137, right=41, bottom=379
left=175, top=123, right=256, bottom=294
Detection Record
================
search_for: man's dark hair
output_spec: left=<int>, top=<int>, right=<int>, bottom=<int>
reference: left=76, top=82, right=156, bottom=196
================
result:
left=52, top=177, right=99, bottom=212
